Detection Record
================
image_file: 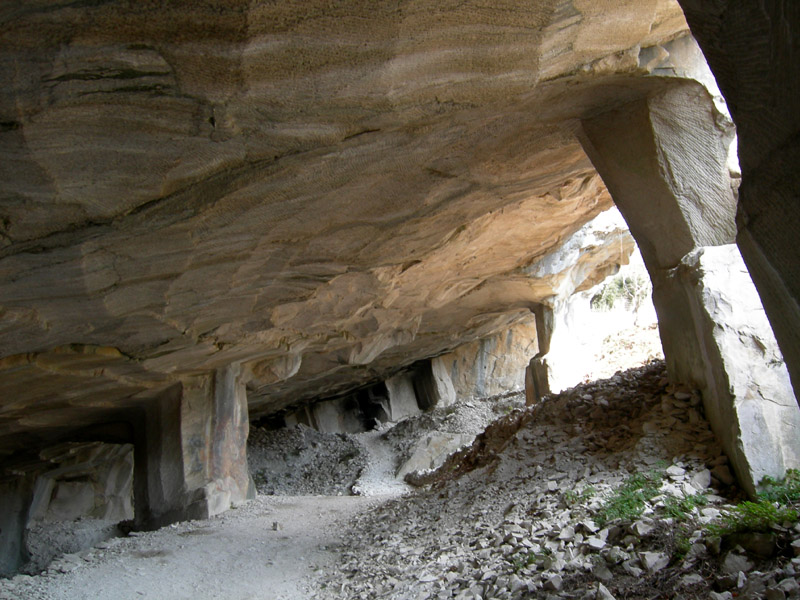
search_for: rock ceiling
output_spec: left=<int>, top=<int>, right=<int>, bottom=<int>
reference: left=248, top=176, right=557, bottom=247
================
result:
left=0, top=0, right=690, bottom=449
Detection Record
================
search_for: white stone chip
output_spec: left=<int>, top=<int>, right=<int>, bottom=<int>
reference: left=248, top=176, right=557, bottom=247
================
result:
left=630, top=520, right=654, bottom=537
left=596, top=582, right=616, bottom=600
left=666, top=465, right=686, bottom=477
left=586, top=536, right=606, bottom=550
left=543, top=574, right=562, bottom=591
left=722, top=552, right=753, bottom=575
left=639, top=551, right=669, bottom=573
left=690, top=469, right=712, bottom=489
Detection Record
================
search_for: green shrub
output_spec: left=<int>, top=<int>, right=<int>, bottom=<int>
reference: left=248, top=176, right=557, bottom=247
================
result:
left=710, top=500, right=798, bottom=535
left=758, top=469, right=800, bottom=504
left=663, top=493, right=708, bottom=521
left=563, top=486, right=596, bottom=506
left=708, top=470, right=800, bottom=536
left=672, top=532, right=693, bottom=560
left=597, top=471, right=663, bottom=526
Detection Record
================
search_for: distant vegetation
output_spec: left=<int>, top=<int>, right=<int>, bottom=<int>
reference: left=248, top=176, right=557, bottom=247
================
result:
left=590, top=273, right=651, bottom=313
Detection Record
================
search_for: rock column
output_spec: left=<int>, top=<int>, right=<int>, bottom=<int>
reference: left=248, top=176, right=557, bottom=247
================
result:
left=525, top=305, right=553, bottom=405
left=134, top=364, right=253, bottom=528
left=678, top=0, right=800, bottom=405
left=0, top=475, right=34, bottom=577
left=579, top=82, right=800, bottom=495
left=412, top=358, right=457, bottom=410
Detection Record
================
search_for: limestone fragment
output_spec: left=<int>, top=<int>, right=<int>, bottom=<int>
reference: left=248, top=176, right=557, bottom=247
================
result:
left=544, top=574, right=562, bottom=591
left=690, top=469, right=712, bottom=489
left=639, top=551, right=669, bottom=573
left=722, top=552, right=753, bottom=575
left=629, top=520, right=654, bottom=537
left=596, top=582, right=616, bottom=600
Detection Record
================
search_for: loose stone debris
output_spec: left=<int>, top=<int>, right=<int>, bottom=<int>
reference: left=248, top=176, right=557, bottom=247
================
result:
left=313, top=361, right=800, bottom=600
left=249, top=391, right=524, bottom=497
left=248, top=425, right=368, bottom=496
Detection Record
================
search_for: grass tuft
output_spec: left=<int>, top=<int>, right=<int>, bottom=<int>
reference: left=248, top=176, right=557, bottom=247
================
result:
left=709, top=500, right=798, bottom=535
left=709, top=470, right=800, bottom=536
left=663, top=493, right=708, bottom=521
left=597, top=470, right=663, bottom=526
left=758, top=469, right=800, bottom=504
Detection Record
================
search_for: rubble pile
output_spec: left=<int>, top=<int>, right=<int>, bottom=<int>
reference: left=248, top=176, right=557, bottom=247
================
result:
left=249, top=392, right=525, bottom=498
left=381, top=392, right=524, bottom=469
left=315, top=361, right=800, bottom=599
left=248, top=425, right=368, bottom=496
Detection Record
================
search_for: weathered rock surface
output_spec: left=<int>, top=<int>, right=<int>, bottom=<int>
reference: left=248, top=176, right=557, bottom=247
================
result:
left=677, top=0, right=800, bottom=401
left=4, top=0, right=800, bottom=581
left=5, top=362, right=800, bottom=599
left=396, top=432, right=475, bottom=480
left=436, top=317, right=539, bottom=401
left=673, top=245, right=800, bottom=495
left=0, top=1, right=693, bottom=454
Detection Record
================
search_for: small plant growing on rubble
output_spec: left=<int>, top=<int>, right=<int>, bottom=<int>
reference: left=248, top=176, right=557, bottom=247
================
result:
left=709, top=470, right=800, bottom=536
left=671, top=531, right=693, bottom=560
left=596, top=470, right=663, bottom=526
left=663, top=493, right=708, bottom=521
left=563, top=486, right=596, bottom=507
left=710, top=501, right=798, bottom=535
left=511, top=551, right=538, bottom=573
left=758, top=469, right=800, bottom=504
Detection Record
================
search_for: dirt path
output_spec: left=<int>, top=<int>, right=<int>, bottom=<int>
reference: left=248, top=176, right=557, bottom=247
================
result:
left=1, top=495, right=392, bottom=600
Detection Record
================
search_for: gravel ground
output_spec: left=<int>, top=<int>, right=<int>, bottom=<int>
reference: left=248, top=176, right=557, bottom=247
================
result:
left=0, top=495, right=390, bottom=600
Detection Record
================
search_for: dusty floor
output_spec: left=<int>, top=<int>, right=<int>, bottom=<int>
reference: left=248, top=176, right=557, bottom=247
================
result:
left=1, top=494, right=390, bottom=600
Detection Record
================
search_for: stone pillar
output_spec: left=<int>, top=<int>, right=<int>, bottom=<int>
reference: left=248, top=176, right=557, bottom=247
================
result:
left=525, top=304, right=553, bottom=405
left=524, top=358, right=550, bottom=406
left=385, top=372, right=422, bottom=421
left=309, top=396, right=365, bottom=434
left=412, top=357, right=456, bottom=410
left=579, top=82, right=800, bottom=495
left=0, top=474, right=34, bottom=577
left=134, top=364, right=253, bottom=528
left=181, top=364, right=254, bottom=518
left=674, top=246, right=800, bottom=494
left=677, top=0, right=800, bottom=403
left=133, top=384, right=192, bottom=528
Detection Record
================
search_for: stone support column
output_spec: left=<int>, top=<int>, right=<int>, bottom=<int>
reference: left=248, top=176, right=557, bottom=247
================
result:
left=207, top=364, right=255, bottom=514
left=525, top=305, right=553, bottom=405
left=412, top=358, right=456, bottom=410
left=134, top=364, right=253, bottom=528
left=133, top=384, right=192, bottom=528
left=0, top=474, right=34, bottom=577
left=385, top=372, right=422, bottom=421
left=579, top=82, right=800, bottom=495
left=677, top=0, right=800, bottom=403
